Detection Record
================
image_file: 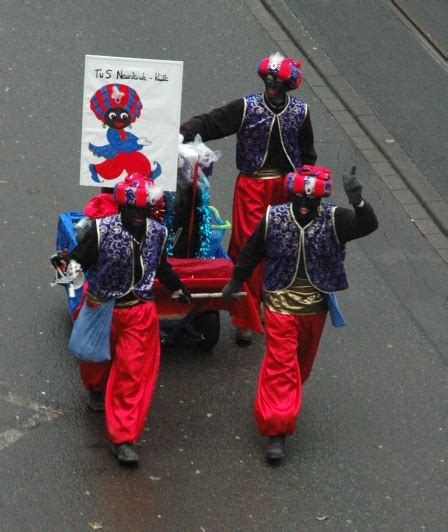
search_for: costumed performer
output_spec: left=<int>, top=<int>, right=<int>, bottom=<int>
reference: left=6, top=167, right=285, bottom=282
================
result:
left=66, top=174, right=191, bottom=465
left=180, top=52, right=317, bottom=345
left=222, top=165, right=378, bottom=461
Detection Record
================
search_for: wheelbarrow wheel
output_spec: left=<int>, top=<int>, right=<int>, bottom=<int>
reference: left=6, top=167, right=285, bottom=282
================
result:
left=193, top=310, right=220, bottom=352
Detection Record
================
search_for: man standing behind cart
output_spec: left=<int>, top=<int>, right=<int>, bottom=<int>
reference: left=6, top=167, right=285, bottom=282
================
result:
left=222, top=165, right=378, bottom=461
left=67, top=174, right=191, bottom=465
left=180, top=52, right=317, bottom=345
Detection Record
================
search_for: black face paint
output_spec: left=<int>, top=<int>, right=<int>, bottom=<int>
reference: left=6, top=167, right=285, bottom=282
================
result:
left=120, top=205, right=151, bottom=230
left=263, top=74, right=287, bottom=106
left=292, top=194, right=321, bottom=224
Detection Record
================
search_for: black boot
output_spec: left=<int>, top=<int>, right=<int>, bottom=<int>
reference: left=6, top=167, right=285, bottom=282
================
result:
left=111, top=443, right=139, bottom=465
left=265, top=434, right=286, bottom=461
left=87, top=390, right=104, bottom=412
left=236, top=328, right=253, bottom=346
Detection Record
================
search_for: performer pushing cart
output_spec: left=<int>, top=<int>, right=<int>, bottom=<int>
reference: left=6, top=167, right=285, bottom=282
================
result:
left=60, top=175, right=192, bottom=465
left=181, top=52, right=317, bottom=345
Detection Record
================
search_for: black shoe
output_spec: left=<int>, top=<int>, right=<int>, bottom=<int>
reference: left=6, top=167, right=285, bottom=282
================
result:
left=236, top=328, right=253, bottom=346
left=266, top=434, right=286, bottom=461
left=111, top=443, right=139, bottom=465
left=87, top=391, right=104, bottom=412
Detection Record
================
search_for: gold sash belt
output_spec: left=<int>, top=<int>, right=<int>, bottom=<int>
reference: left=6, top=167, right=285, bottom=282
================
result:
left=241, top=168, right=284, bottom=179
left=86, top=292, right=142, bottom=308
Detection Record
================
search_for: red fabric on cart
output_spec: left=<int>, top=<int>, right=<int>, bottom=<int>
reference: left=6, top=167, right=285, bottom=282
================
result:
left=155, top=258, right=264, bottom=333
left=83, top=193, right=119, bottom=219
left=167, top=257, right=233, bottom=279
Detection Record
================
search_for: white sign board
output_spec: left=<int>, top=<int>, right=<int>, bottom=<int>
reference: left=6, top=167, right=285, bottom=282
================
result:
left=80, top=55, right=183, bottom=191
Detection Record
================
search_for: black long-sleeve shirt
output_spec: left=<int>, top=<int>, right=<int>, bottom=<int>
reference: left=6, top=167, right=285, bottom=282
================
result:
left=70, top=222, right=183, bottom=297
left=180, top=96, right=317, bottom=171
left=232, top=201, right=378, bottom=285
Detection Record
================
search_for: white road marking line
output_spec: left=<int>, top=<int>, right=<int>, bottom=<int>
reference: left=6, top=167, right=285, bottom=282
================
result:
left=0, top=387, right=63, bottom=451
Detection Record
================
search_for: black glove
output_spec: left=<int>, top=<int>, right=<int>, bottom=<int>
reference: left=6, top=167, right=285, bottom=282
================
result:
left=343, top=165, right=363, bottom=206
left=221, top=279, right=242, bottom=302
left=172, top=285, right=192, bottom=304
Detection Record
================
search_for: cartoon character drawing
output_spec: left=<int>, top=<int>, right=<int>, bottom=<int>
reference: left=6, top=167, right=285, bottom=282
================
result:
left=88, top=83, right=160, bottom=183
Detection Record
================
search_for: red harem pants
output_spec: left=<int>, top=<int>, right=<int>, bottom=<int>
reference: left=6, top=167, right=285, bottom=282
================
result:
left=79, top=301, right=160, bottom=444
left=92, top=151, right=151, bottom=180
left=228, top=173, right=289, bottom=330
left=255, top=308, right=327, bottom=437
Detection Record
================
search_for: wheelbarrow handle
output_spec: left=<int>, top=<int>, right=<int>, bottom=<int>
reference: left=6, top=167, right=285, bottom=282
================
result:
left=172, top=291, right=247, bottom=300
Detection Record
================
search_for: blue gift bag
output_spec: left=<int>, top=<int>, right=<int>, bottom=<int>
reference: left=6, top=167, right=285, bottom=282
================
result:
left=68, top=298, right=115, bottom=362
left=326, top=293, right=346, bottom=328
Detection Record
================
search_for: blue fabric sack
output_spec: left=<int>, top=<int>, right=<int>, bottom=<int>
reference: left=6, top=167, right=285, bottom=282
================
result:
left=68, top=298, right=115, bottom=362
left=326, top=293, right=346, bottom=328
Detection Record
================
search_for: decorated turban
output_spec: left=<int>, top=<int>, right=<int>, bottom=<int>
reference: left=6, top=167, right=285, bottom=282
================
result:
left=285, top=165, right=333, bottom=198
left=114, top=173, right=164, bottom=209
left=90, top=83, right=143, bottom=122
left=257, top=52, right=303, bottom=91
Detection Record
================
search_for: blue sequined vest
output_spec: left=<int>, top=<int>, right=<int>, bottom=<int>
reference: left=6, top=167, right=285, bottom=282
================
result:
left=264, top=203, right=348, bottom=293
left=88, top=215, right=167, bottom=300
left=236, top=93, right=307, bottom=173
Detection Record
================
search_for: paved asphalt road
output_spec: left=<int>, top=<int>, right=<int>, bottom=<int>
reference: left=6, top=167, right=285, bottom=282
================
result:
left=0, top=1, right=447, bottom=531
left=284, top=0, right=448, bottom=201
